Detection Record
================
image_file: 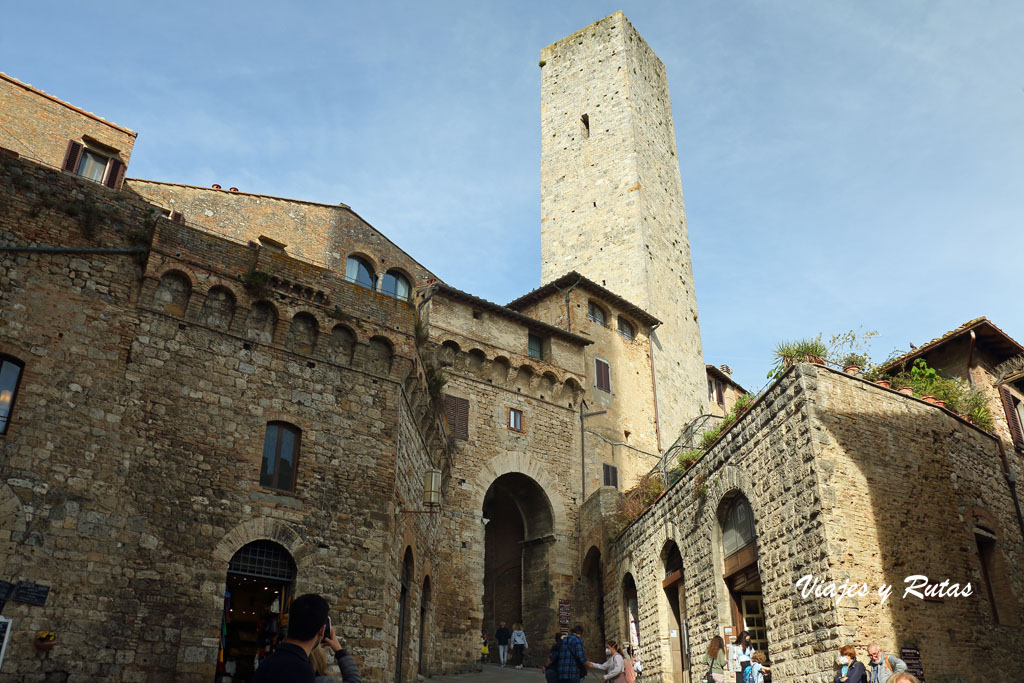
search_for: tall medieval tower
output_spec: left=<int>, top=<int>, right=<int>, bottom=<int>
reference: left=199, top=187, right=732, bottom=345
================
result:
left=540, top=11, right=707, bottom=443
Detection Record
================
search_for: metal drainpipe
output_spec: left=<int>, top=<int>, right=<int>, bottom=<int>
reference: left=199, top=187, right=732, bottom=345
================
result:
left=552, top=278, right=582, bottom=332
left=966, top=330, right=977, bottom=387
left=649, top=322, right=663, bottom=453
left=997, top=439, right=1024, bottom=543
left=0, top=246, right=147, bottom=254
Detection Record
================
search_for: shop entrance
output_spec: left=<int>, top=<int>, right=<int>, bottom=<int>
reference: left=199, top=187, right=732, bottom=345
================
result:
left=719, top=495, right=769, bottom=659
left=218, top=540, right=296, bottom=682
left=482, top=473, right=555, bottom=663
left=662, top=541, right=689, bottom=683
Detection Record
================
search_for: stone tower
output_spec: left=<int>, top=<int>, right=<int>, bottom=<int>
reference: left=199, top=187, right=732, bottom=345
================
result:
left=540, top=11, right=707, bottom=443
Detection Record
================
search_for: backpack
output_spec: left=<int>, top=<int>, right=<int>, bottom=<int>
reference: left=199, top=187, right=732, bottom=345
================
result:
left=623, top=655, right=637, bottom=683
left=742, top=663, right=753, bottom=683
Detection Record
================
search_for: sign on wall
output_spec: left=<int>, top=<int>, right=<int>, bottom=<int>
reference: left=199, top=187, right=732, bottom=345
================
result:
left=0, top=617, right=11, bottom=672
left=900, top=648, right=924, bottom=681
left=558, top=599, right=571, bottom=630
left=11, top=582, right=49, bottom=607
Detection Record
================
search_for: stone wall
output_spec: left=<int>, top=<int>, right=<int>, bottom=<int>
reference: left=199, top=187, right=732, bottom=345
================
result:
left=605, top=364, right=1024, bottom=683
left=539, top=12, right=707, bottom=441
left=126, top=178, right=435, bottom=286
left=0, top=155, right=448, bottom=681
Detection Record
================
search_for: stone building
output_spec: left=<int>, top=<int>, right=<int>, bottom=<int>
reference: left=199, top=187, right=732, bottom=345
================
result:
left=2, top=12, right=1024, bottom=683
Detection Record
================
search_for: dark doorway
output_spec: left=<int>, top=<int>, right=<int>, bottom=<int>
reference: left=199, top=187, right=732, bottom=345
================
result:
left=482, top=473, right=555, bottom=666
left=622, top=573, right=641, bottom=654
left=396, top=547, right=414, bottom=683
left=662, top=541, right=689, bottom=683
left=419, top=576, right=431, bottom=675
left=220, top=540, right=296, bottom=681
left=579, top=546, right=606, bottom=662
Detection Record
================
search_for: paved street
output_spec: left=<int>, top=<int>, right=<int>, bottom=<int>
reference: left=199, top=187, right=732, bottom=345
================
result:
left=430, top=663, right=549, bottom=682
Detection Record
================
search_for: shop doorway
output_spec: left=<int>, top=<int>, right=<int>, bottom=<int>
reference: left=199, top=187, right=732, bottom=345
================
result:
left=719, top=495, right=769, bottom=658
left=662, top=541, right=689, bottom=683
left=219, top=540, right=296, bottom=681
left=482, top=473, right=555, bottom=662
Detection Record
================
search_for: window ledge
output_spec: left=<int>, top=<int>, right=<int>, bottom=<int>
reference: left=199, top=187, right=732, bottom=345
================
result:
left=251, top=489, right=302, bottom=509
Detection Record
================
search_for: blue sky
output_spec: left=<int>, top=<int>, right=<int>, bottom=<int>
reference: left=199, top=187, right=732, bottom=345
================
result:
left=4, top=1, right=1022, bottom=392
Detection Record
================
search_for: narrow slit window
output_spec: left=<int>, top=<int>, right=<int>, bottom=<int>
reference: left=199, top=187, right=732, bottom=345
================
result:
left=581, top=113, right=590, bottom=138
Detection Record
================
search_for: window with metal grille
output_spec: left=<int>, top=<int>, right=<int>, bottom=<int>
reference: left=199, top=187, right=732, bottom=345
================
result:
left=0, top=355, right=25, bottom=435
left=444, top=395, right=469, bottom=440
left=260, top=422, right=301, bottom=491
left=595, top=358, right=611, bottom=393
left=587, top=301, right=606, bottom=326
left=617, top=316, right=635, bottom=341
left=603, top=464, right=618, bottom=489
left=228, top=540, right=297, bottom=582
left=508, top=407, right=523, bottom=431
left=528, top=333, right=544, bottom=360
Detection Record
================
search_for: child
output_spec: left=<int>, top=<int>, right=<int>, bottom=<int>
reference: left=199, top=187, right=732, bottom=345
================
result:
left=748, top=651, right=767, bottom=683
left=480, top=631, right=490, bottom=664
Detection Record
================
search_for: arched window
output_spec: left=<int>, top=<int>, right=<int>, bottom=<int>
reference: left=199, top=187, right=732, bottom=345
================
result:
left=345, top=256, right=376, bottom=290
left=0, top=355, right=25, bottom=435
left=722, top=496, right=755, bottom=557
left=587, top=301, right=606, bottom=326
left=382, top=270, right=411, bottom=301
left=260, top=422, right=301, bottom=491
left=617, top=316, right=635, bottom=341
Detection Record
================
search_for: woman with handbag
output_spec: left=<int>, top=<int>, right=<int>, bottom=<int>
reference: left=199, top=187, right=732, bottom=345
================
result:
left=590, top=640, right=627, bottom=682
left=704, top=636, right=728, bottom=683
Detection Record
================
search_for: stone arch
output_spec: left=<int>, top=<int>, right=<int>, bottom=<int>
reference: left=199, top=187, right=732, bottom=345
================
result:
left=622, top=571, right=642, bottom=653
left=285, top=312, right=320, bottom=355
left=539, top=371, right=558, bottom=400
left=199, top=285, right=236, bottom=330
left=245, top=300, right=278, bottom=344
left=513, top=364, right=534, bottom=393
left=153, top=269, right=192, bottom=316
left=328, top=324, right=356, bottom=365
left=561, top=377, right=584, bottom=407
left=660, top=538, right=690, bottom=683
left=213, top=517, right=316, bottom=570
left=490, top=356, right=511, bottom=385
left=438, top=340, right=460, bottom=368
left=709, top=479, right=769, bottom=658
left=482, top=472, right=556, bottom=666
left=366, top=336, right=394, bottom=375
left=466, top=348, right=487, bottom=375
left=579, top=545, right=606, bottom=659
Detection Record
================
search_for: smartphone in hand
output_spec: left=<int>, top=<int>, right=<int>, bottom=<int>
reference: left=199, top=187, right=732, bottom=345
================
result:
left=322, top=616, right=332, bottom=643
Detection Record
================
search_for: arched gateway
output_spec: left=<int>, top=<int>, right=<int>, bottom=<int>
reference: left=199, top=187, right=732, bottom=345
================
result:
left=482, top=473, right=555, bottom=663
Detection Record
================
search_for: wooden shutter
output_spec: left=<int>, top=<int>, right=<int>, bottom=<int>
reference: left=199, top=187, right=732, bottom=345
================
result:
left=716, top=380, right=725, bottom=405
left=596, top=359, right=610, bottom=392
left=603, top=464, right=618, bottom=488
left=169, top=211, right=184, bottom=223
left=999, top=387, right=1024, bottom=447
left=444, top=395, right=469, bottom=440
left=104, top=158, right=124, bottom=188
left=61, top=140, right=83, bottom=173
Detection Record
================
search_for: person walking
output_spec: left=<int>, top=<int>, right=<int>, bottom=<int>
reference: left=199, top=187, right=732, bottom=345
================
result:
left=544, top=633, right=563, bottom=683
left=495, top=622, right=512, bottom=667
left=833, top=645, right=866, bottom=683
left=557, top=624, right=591, bottom=683
left=590, top=640, right=626, bottom=682
left=252, top=594, right=361, bottom=683
left=730, top=632, right=754, bottom=683
left=866, top=643, right=907, bottom=683
left=510, top=622, right=529, bottom=669
left=704, top=636, right=728, bottom=683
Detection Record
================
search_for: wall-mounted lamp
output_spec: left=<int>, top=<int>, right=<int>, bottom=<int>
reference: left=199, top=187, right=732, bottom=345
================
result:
left=397, top=468, right=443, bottom=515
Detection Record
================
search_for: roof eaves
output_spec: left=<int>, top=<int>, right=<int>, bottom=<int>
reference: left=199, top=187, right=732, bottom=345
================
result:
left=881, top=317, right=1024, bottom=371
left=506, top=271, right=661, bottom=328
left=435, top=284, right=593, bottom=346
left=1, top=72, right=137, bottom=137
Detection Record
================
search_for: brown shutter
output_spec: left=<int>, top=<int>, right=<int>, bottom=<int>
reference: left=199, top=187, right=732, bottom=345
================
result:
left=169, top=211, right=184, bottom=223
left=716, top=380, right=725, bottom=405
left=999, top=387, right=1024, bottom=447
left=596, top=359, right=610, bottom=392
left=104, top=158, right=124, bottom=188
left=61, top=141, right=83, bottom=173
left=444, top=395, right=469, bottom=440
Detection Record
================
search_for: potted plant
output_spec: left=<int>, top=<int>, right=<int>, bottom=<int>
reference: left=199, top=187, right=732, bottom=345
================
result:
left=875, top=379, right=891, bottom=389
left=768, top=337, right=829, bottom=379
left=35, top=631, right=56, bottom=651
left=840, top=352, right=869, bottom=374
left=897, top=386, right=914, bottom=395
